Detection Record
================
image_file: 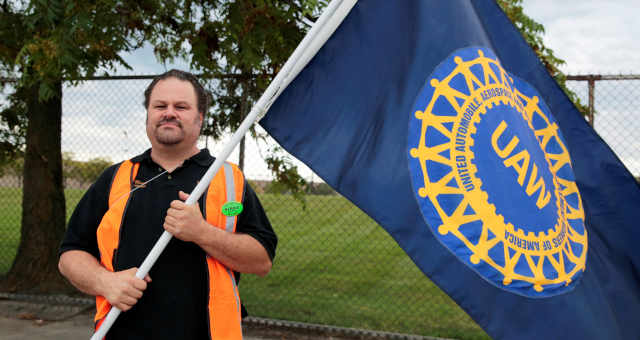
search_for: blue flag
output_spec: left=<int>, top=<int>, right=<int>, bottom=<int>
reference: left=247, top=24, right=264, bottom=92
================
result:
left=260, top=1, right=640, bottom=339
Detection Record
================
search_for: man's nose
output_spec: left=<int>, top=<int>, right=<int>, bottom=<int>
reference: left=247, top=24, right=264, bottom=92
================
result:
left=163, top=105, right=178, bottom=119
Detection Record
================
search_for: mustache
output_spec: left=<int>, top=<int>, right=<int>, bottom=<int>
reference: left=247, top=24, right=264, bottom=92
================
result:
left=156, top=117, right=183, bottom=128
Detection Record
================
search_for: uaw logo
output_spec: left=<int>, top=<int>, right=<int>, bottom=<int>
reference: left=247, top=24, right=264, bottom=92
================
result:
left=407, top=47, right=587, bottom=297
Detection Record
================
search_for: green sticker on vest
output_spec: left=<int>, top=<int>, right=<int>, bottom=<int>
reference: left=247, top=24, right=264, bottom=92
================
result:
left=222, top=201, right=243, bottom=216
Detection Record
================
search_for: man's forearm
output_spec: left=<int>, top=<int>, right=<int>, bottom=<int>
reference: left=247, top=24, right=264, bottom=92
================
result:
left=58, top=250, right=109, bottom=296
left=59, top=250, right=151, bottom=311
left=195, top=222, right=272, bottom=276
left=163, top=193, right=273, bottom=276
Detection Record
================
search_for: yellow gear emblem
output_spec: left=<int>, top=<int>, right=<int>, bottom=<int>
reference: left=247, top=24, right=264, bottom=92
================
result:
left=408, top=48, right=587, bottom=297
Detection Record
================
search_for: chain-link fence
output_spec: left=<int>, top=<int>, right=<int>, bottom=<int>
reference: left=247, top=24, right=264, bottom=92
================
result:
left=565, top=75, right=640, bottom=177
left=0, top=74, right=638, bottom=339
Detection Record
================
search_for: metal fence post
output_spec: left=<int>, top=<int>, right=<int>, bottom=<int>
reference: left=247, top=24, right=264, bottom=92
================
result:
left=588, top=77, right=595, bottom=126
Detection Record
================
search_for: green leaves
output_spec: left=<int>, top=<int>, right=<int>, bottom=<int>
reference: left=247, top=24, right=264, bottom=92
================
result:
left=62, top=153, right=113, bottom=187
left=0, top=87, right=27, bottom=166
left=265, top=147, right=309, bottom=208
left=0, top=0, right=322, bottom=192
left=1, top=0, right=170, bottom=102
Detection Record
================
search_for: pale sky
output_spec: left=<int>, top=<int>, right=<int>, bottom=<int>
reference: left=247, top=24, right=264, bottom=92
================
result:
left=523, top=0, right=639, bottom=74
left=61, top=1, right=639, bottom=178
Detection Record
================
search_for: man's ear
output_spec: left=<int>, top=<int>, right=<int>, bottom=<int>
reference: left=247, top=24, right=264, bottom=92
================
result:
left=198, top=112, right=205, bottom=134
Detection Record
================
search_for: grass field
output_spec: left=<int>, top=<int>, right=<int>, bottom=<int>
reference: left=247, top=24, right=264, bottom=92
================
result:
left=0, top=186, right=86, bottom=274
left=0, top=187, right=488, bottom=340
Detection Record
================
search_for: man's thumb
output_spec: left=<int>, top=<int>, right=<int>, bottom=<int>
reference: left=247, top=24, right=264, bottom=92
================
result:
left=178, top=190, right=190, bottom=201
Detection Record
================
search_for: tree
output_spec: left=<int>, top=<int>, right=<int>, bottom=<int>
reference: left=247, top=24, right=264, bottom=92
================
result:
left=62, top=152, right=112, bottom=188
left=203, top=0, right=320, bottom=200
left=0, top=84, right=27, bottom=166
left=0, top=0, right=322, bottom=293
left=0, top=155, right=23, bottom=180
left=0, top=0, right=168, bottom=292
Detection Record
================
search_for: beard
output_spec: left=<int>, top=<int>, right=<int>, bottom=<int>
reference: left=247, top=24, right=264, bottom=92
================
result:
left=153, top=118, right=185, bottom=145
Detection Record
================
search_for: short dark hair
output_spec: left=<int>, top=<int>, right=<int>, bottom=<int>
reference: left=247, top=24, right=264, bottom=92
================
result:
left=143, top=69, right=210, bottom=115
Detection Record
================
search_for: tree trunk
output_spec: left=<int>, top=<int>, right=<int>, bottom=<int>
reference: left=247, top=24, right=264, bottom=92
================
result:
left=238, top=137, right=245, bottom=171
left=238, top=79, right=250, bottom=171
left=0, top=81, right=72, bottom=293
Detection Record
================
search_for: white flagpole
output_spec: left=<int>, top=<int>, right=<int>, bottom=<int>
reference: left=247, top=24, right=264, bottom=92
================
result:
left=90, top=1, right=357, bottom=339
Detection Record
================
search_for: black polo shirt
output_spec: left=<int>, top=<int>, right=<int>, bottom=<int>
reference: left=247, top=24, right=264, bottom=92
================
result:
left=60, top=148, right=277, bottom=340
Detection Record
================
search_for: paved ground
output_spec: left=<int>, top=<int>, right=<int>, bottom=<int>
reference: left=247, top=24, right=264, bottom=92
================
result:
left=0, top=299, right=282, bottom=340
left=0, top=297, right=446, bottom=340
left=0, top=298, right=364, bottom=340
left=1, top=312, right=95, bottom=339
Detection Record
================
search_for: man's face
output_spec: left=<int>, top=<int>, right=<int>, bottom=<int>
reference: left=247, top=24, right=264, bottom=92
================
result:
left=146, top=77, right=203, bottom=148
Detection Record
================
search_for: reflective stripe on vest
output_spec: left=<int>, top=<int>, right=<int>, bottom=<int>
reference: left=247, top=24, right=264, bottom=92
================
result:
left=94, top=160, right=245, bottom=340
left=203, top=162, right=245, bottom=340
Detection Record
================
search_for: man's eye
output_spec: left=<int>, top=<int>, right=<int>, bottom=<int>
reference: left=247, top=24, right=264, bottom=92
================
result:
left=155, top=105, right=166, bottom=109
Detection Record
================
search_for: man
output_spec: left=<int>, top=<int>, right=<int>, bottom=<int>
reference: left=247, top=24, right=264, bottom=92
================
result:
left=58, top=69, right=277, bottom=339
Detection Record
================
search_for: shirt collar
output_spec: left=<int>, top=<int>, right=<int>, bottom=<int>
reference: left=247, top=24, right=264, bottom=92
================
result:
left=190, top=148, right=214, bottom=166
left=130, top=148, right=214, bottom=167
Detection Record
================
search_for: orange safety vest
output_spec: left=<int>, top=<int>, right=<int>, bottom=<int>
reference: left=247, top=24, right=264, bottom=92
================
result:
left=94, top=160, right=245, bottom=339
